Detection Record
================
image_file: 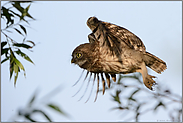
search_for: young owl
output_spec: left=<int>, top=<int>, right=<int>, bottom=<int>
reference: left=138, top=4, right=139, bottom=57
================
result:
left=71, top=17, right=167, bottom=101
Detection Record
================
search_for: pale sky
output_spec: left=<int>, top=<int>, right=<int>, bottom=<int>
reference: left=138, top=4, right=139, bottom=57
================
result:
left=1, top=1, right=182, bottom=122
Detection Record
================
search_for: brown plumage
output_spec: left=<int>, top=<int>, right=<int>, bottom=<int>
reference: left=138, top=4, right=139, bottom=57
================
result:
left=71, top=16, right=167, bottom=101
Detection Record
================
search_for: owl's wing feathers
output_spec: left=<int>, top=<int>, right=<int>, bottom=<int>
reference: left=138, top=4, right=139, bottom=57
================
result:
left=90, top=22, right=122, bottom=57
left=102, top=21, right=146, bottom=52
left=88, top=33, right=96, bottom=43
left=87, top=16, right=146, bottom=53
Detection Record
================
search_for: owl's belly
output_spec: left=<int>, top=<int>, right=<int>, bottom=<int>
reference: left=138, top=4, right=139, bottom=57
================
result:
left=87, top=60, right=139, bottom=74
left=98, top=50, right=143, bottom=74
left=100, top=61, right=137, bottom=74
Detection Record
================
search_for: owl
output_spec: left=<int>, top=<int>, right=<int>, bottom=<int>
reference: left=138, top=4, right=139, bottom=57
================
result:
left=71, top=17, right=167, bottom=101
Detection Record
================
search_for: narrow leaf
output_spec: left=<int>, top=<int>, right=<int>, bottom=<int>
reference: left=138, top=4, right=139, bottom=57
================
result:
left=1, top=42, right=7, bottom=48
left=28, top=90, right=38, bottom=107
left=13, top=58, right=25, bottom=71
left=130, top=89, right=140, bottom=98
left=128, top=97, right=136, bottom=102
left=26, top=40, right=35, bottom=47
left=19, top=24, right=27, bottom=35
left=12, top=2, right=24, bottom=13
left=14, top=28, right=24, bottom=36
left=24, top=115, right=36, bottom=122
left=14, top=63, right=19, bottom=86
left=154, top=101, right=166, bottom=111
left=32, top=109, right=52, bottom=122
left=10, top=51, right=15, bottom=79
left=47, top=104, right=65, bottom=115
left=111, top=90, right=121, bottom=104
left=13, top=43, right=32, bottom=49
left=15, top=49, right=34, bottom=64
left=1, top=48, right=9, bottom=55
left=9, top=10, right=21, bottom=17
left=25, top=4, right=31, bottom=12
left=26, top=13, right=35, bottom=20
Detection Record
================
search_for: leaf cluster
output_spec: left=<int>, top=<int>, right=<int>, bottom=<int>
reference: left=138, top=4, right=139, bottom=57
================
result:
left=109, top=74, right=182, bottom=122
left=1, top=1, right=35, bottom=86
left=15, top=88, right=69, bottom=122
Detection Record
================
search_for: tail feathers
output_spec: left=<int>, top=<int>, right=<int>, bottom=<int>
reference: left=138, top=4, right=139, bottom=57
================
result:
left=144, top=52, right=167, bottom=74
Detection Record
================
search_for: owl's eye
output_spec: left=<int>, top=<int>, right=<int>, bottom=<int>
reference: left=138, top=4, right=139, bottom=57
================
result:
left=76, top=53, right=82, bottom=58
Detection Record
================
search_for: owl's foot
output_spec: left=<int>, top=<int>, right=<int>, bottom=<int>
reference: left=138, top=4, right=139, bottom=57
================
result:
left=144, top=75, right=157, bottom=90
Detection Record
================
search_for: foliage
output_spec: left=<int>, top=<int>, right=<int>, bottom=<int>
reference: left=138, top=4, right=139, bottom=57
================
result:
left=2, top=2, right=70, bottom=122
left=1, top=1, right=35, bottom=86
left=12, top=86, right=69, bottom=122
left=108, top=73, right=182, bottom=122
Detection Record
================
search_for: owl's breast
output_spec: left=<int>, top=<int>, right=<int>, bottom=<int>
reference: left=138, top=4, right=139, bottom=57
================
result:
left=96, top=47, right=143, bottom=74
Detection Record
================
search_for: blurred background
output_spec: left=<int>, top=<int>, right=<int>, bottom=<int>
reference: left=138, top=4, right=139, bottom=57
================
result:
left=1, top=1, right=182, bottom=122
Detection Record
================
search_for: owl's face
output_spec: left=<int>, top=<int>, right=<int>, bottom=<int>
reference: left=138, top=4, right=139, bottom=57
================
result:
left=86, top=16, right=100, bottom=31
left=71, top=43, right=92, bottom=70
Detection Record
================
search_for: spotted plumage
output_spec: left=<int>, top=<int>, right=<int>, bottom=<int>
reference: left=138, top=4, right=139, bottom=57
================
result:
left=71, top=16, right=167, bottom=101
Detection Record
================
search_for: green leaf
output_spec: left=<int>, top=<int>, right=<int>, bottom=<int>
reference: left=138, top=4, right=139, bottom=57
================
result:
left=25, top=4, right=35, bottom=20
left=1, top=42, right=7, bottom=48
left=47, top=104, right=65, bottom=115
left=1, top=48, right=9, bottom=56
left=154, top=101, right=166, bottom=111
left=13, top=58, right=25, bottom=71
left=22, top=18, right=30, bottom=24
left=28, top=90, right=38, bottom=107
left=25, top=4, right=31, bottom=12
left=19, top=24, right=27, bottom=35
left=13, top=43, right=32, bottom=49
left=10, top=64, right=14, bottom=79
left=24, top=115, right=36, bottom=122
left=32, top=109, right=52, bottom=122
left=13, top=57, right=26, bottom=78
left=9, top=10, right=21, bottom=18
left=14, top=28, right=24, bottom=36
left=15, top=49, right=34, bottom=64
left=111, top=90, right=121, bottom=104
left=14, top=63, right=19, bottom=86
left=10, top=50, right=15, bottom=79
left=26, top=40, right=35, bottom=47
left=135, top=112, right=140, bottom=122
left=129, top=89, right=140, bottom=99
left=26, top=13, right=35, bottom=20
left=128, top=97, right=136, bottom=102
left=12, top=2, right=24, bottom=13
left=1, top=7, right=14, bottom=25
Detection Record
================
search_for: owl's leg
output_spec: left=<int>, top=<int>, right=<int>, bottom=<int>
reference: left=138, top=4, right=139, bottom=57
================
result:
left=105, top=73, right=111, bottom=88
left=101, top=73, right=106, bottom=95
left=110, top=74, right=116, bottom=82
left=94, top=73, right=100, bottom=102
left=85, top=73, right=96, bottom=103
left=136, top=62, right=156, bottom=90
left=72, top=71, right=89, bottom=97
left=78, top=72, right=92, bottom=101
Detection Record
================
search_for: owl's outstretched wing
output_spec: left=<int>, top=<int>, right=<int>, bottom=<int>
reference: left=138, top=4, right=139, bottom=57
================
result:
left=86, top=17, right=146, bottom=53
left=88, top=33, right=96, bottom=43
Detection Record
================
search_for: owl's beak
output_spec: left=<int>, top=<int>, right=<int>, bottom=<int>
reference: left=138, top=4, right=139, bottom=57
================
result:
left=71, top=58, right=75, bottom=64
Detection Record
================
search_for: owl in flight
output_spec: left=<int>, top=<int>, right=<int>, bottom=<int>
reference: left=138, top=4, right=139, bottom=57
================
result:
left=71, top=17, right=167, bottom=101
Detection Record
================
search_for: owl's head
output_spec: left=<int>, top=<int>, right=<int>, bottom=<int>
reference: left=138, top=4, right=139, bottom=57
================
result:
left=87, top=16, right=100, bottom=31
left=71, top=43, right=93, bottom=70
